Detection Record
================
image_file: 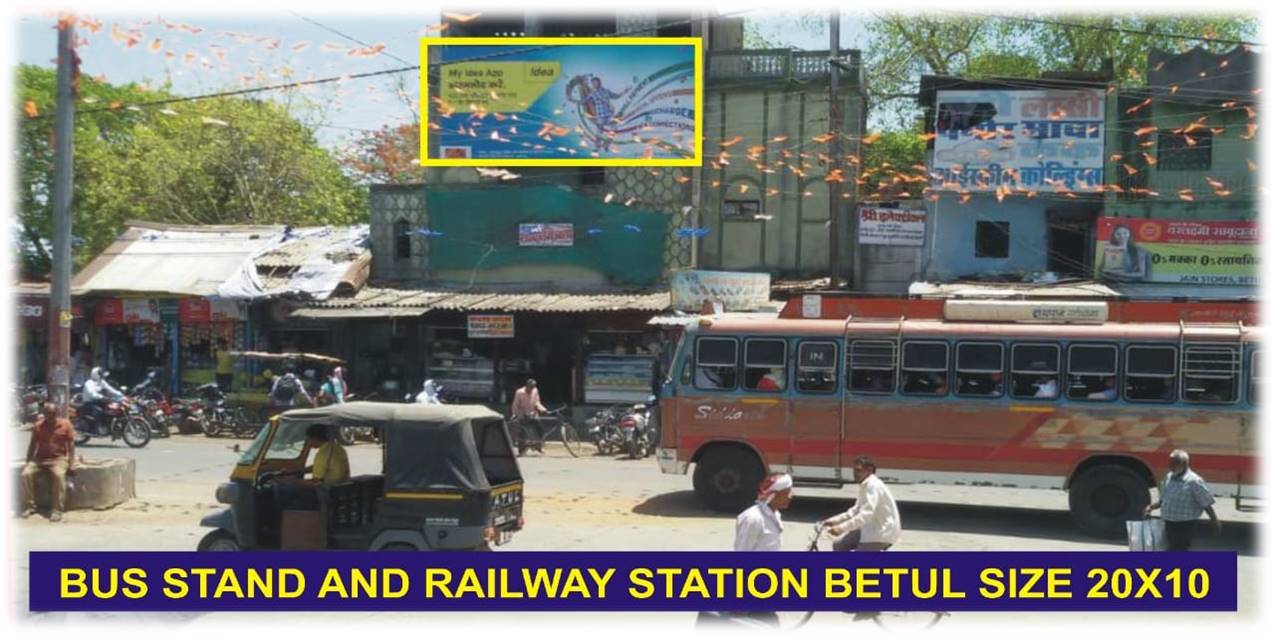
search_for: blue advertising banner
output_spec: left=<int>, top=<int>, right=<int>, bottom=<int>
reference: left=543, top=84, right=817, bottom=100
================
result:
left=31, top=551, right=1235, bottom=612
left=423, top=38, right=702, bottom=166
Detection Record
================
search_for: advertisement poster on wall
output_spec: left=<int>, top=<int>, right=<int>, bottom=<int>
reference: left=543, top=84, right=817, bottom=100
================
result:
left=670, top=270, right=771, bottom=312
left=931, top=89, right=1105, bottom=192
left=519, top=223, right=575, bottom=247
left=1094, top=217, right=1257, bottom=285
left=424, top=38, right=701, bottom=166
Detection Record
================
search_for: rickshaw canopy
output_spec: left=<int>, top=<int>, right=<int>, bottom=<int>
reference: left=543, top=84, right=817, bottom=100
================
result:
left=276, top=402, right=518, bottom=492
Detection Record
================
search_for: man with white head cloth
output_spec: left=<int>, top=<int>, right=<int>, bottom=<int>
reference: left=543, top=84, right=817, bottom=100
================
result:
left=734, top=472, right=793, bottom=551
left=416, top=379, right=442, bottom=405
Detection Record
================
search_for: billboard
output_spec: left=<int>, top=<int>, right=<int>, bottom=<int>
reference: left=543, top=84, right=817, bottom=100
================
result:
left=858, top=206, right=926, bottom=246
left=931, top=89, right=1105, bottom=192
left=1095, top=217, right=1257, bottom=285
left=422, top=38, right=702, bottom=166
left=519, top=223, right=574, bottom=247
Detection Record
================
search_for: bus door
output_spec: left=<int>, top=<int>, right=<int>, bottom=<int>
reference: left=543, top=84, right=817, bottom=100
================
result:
left=788, top=339, right=843, bottom=480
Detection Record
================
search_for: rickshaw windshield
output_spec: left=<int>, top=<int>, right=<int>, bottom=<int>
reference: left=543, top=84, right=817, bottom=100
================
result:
left=263, top=422, right=312, bottom=461
left=237, top=426, right=271, bottom=465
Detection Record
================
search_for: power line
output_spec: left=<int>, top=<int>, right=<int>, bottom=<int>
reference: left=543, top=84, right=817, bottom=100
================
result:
left=979, top=13, right=1261, bottom=48
left=290, top=12, right=415, bottom=67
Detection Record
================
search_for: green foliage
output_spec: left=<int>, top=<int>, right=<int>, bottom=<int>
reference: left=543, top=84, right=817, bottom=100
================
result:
left=861, top=125, right=926, bottom=199
left=15, top=65, right=366, bottom=276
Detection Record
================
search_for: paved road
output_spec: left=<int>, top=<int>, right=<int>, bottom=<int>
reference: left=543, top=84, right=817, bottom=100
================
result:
left=10, top=432, right=1263, bottom=629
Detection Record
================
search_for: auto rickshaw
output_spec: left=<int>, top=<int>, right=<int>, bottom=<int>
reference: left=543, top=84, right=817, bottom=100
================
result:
left=197, top=402, right=524, bottom=551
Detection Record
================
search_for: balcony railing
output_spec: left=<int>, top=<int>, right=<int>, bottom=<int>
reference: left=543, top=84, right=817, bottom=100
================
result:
left=707, top=49, right=861, bottom=85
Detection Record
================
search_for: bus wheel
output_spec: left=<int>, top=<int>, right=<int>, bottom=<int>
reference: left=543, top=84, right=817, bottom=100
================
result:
left=693, top=446, right=763, bottom=513
left=1069, top=465, right=1150, bottom=538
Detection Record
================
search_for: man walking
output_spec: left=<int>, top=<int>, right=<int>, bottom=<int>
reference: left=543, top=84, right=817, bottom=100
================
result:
left=820, top=455, right=901, bottom=551
left=1145, top=449, right=1221, bottom=551
left=20, top=404, right=77, bottom=522
left=727, top=472, right=793, bottom=628
left=319, top=367, right=347, bottom=405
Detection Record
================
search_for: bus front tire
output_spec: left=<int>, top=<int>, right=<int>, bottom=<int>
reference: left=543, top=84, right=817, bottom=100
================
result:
left=1069, top=464, right=1150, bottom=538
left=693, top=446, right=763, bottom=513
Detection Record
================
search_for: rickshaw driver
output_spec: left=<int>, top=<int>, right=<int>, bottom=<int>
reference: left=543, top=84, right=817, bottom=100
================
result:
left=273, top=424, right=351, bottom=510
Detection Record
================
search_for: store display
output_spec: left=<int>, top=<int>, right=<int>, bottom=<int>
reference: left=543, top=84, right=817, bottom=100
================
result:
left=585, top=355, right=656, bottom=404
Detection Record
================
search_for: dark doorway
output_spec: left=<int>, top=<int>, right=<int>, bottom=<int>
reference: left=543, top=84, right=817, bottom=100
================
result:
left=1046, top=209, right=1099, bottom=278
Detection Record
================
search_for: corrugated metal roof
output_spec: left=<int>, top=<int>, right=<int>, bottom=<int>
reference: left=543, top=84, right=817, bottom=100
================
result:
left=306, top=286, right=671, bottom=314
left=908, top=281, right=1121, bottom=298
left=254, top=225, right=370, bottom=268
left=291, top=307, right=430, bottom=320
left=72, top=226, right=283, bottom=297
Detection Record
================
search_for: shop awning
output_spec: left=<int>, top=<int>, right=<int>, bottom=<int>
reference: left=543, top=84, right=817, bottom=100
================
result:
left=300, top=287, right=672, bottom=316
left=290, top=306, right=430, bottom=320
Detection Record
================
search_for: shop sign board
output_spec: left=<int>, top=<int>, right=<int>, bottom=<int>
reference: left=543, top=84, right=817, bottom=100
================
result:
left=858, top=206, right=926, bottom=246
left=519, top=223, right=575, bottom=247
left=468, top=314, right=515, bottom=339
left=1095, top=217, right=1257, bottom=285
left=670, top=270, right=771, bottom=312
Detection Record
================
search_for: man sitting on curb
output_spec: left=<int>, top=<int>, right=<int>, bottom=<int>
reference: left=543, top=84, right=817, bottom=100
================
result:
left=20, top=404, right=77, bottom=522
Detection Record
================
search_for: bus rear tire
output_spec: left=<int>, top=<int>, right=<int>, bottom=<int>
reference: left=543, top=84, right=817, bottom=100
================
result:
left=693, top=446, right=763, bottom=513
left=1069, top=464, right=1150, bottom=538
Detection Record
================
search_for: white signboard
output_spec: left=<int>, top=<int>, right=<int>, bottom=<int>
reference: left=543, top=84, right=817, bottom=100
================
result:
left=801, top=294, right=822, bottom=319
left=858, top=206, right=926, bottom=246
left=932, top=89, right=1105, bottom=193
left=467, top=314, right=514, bottom=338
left=670, top=270, right=771, bottom=312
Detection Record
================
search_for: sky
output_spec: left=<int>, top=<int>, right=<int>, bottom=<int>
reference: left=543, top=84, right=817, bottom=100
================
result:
left=13, top=8, right=873, bottom=150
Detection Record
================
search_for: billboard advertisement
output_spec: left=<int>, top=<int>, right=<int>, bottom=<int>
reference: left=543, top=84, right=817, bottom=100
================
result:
left=931, top=89, right=1105, bottom=192
left=422, top=38, right=702, bottom=166
left=670, top=270, right=771, bottom=312
left=1095, top=217, right=1257, bottom=285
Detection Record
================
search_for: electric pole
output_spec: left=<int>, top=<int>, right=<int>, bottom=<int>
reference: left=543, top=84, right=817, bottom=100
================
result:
left=827, top=11, right=842, bottom=290
left=48, top=17, right=76, bottom=416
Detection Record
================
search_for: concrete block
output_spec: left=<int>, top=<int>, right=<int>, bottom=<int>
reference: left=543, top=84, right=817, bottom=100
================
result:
left=13, top=457, right=135, bottom=511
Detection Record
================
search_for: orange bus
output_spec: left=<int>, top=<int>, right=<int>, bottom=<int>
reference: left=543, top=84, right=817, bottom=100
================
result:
left=655, top=295, right=1259, bottom=536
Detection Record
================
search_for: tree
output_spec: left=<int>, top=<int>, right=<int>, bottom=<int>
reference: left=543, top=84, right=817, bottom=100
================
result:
left=15, top=65, right=366, bottom=275
left=859, top=125, right=927, bottom=201
left=340, top=122, right=425, bottom=185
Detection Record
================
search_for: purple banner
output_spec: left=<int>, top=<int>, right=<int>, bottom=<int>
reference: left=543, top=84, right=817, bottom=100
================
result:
left=30, top=551, right=1236, bottom=612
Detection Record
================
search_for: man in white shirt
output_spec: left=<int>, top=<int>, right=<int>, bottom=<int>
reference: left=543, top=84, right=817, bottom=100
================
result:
left=734, top=472, right=793, bottom=551
left=821, top=455, right=901, bottom=551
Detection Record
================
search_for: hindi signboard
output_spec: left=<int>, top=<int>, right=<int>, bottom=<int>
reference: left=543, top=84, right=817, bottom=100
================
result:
left=670, top=270, right=771, bottom=312
left=1095, top=217, right=1257, bottom=286
left=858, top=206, right=926, bottom=246
left=932, top=89, right=1105, bottom=192
left=519, top=223, right=575, bottom=247
left=468, top=314, right=515, bottom=339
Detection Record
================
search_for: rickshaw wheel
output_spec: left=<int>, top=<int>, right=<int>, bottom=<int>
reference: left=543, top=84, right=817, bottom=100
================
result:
left=197, top=530, right=240, bottom=551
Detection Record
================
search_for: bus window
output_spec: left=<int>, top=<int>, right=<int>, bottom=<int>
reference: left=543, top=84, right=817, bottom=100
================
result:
left=1125, top=346, right=1176, bottom=402
left=1183, top=346, right=1240, bottom=404
left=1011, top=344, right=1060, bottom=399
left=1250, top=350, right=1261, bottom=404
left=797, top=341, right=838, bottom=393
left=901, top=342, right=949, bottom=396
left=848, top=340, right=896, bottom=394
left=694, top=338, right=738, bottom=390
left=1067, top=344, right=1118, bottom=401
left=743, top=339, right=787, bottom=392
left=955, top=342, right=1004, bottom=397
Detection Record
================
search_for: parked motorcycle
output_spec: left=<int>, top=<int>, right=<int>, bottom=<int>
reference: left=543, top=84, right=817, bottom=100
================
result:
left=195, top=383, right=256, bottom=438
left=619, top=404, right=652, bottom=460
left=169, top=398, right=207, bottom=435
left=586, top=404, right=626, bottom=455
left=128, top=372, right=171, bottom=438
left=72, top=397, right=151, bottom=448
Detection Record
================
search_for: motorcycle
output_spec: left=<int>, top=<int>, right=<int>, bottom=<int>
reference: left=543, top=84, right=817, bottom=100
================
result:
left=73, top=397, right=151, bottom=448
left=585, top=404, right=626, bottom=455
left=618, top=406, right=652, bottom=459
left=169, top=398, right=207, bottom=435
left=196, top=383, right=257, bottom=438
left=128, top=372, right=171, bottom=438
left=19, top=384, right=47, bottom=427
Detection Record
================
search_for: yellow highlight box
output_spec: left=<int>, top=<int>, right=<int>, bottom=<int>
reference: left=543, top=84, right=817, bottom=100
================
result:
left=419, top=37, right=703, bottom=167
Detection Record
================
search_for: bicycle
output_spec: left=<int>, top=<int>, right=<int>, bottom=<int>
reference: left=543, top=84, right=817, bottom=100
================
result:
left=791, top=523, right=947, bottom=632
left=508, top=406, right=584, bottom=457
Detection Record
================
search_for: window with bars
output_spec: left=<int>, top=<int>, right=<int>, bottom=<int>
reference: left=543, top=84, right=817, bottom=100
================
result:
left=847, top=340, right=896, bottom=394
left=1157, top=130, right=1213, bottom=171
left=900, top=342, right=949, bottom=396
left=1067, top=344, right=1119, bottom=401
left=1125, top=345, right=1177, bottom=403
left=1011, top=344, right=1061, bottom=399
left=797, top=341, right=838, bottom=393
left=1183, top=345, right=1240, bottom=404
left=955, top=342, right=1004, bottom=397
left=694, top=337, right=738, bottom=390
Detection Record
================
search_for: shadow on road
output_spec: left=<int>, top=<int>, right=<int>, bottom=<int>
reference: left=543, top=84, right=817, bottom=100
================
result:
left=633, top=490, right=1259, bottom=554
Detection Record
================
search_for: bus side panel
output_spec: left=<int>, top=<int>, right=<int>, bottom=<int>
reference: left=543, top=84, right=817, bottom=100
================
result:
left=674, top=393, right=789, bottom=470
left=788, top=396, right=841, bottom=479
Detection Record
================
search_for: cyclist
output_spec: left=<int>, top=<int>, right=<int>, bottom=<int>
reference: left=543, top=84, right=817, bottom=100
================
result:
left=819, top=454, right=901, bottom=552
left=510, top=378, right=548, bottom=452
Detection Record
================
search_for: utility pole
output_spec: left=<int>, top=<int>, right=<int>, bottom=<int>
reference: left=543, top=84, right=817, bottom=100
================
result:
left=48, top=17, right=76, bottom=416
left=827, top=11, right=842, bottom=290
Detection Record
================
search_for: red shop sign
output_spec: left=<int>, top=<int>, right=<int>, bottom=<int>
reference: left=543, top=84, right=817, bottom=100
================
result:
left=178, top=298, right=211, bottom=323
